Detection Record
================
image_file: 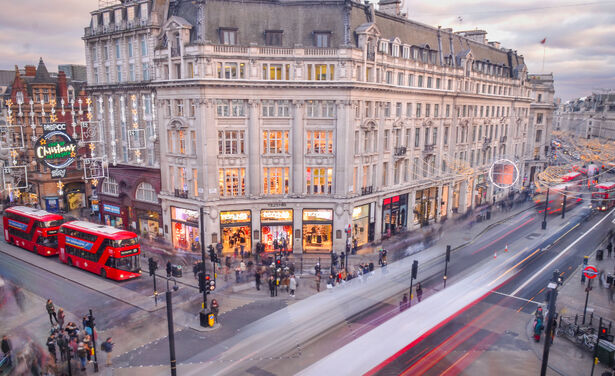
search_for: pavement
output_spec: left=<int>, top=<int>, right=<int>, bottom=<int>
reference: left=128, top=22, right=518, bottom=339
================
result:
left=5, top=197, right=610, bottom=375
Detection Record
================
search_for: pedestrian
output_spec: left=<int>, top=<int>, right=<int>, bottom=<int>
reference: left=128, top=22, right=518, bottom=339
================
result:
left=46, top=299, right=58, bottom=326
left=608, top=241, right=613, bottom=258
left=77, top=341, right=87, bottom=371
left=46, top=333, right=57, bottom=363
left=416, top=283, right=423, bottom=302
left=1, top=335, right=11, bottom=367
left=101, top=337, right=113, bottom=366
left=315, top=274, right=321, bottom=292
left=57, top=330, right=68, bottom=361
left=193, top=261, right=199, bottom=279
left=166, top=261, right=172, bottom=277
left=400, top=294, right=408, bottom=311
left=289, top=274, right=297, bottom=298
left=352, top=238, right=358, bottom=255
left=10, top=285, right=25, bottom=312
left=268, top=276, right=276, bottom=297
left=255, top=269, right=261, bottom=291
left=82, top=315, right=89, bottom=331
left=327, top=274, right=334, bottom=289
left=57, top=308, right=65, bottom=329
left=211, top=299, right=219, bottom=323
left=84, top=334, right=92, bottom=363
left=235, top=266, right=241, bottom=283
left=533, top=317, right=544, bottom=342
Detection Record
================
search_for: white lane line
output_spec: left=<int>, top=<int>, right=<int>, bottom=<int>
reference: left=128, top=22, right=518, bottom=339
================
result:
left=512, top=208, right=615, bottom=296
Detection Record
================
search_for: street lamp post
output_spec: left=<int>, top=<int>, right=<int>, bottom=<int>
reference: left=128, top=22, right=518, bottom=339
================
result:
left=199, top=207, right=208, bottom=311
left=166, top=278, right=178, bottom=376
left=540, top=270, right=560, bottom=376
left=541, top=187, right=550, bottom=230
left=561, top=187, right=567, bottom=219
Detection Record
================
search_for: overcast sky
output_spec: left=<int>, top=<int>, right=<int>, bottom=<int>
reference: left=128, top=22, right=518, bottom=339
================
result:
left=1, top=0, right=613, bottom=101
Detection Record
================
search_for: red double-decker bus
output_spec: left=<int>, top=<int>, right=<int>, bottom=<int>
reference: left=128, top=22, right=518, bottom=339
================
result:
left=58, top=221, right=141, bottom=281
left=591, top=182, right=615, bottom=211
left=2, top=206, right=63, bottom=256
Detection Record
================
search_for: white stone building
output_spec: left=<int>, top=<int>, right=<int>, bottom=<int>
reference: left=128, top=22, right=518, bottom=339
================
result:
left=525, top=73, right=555, bottom=185
left=147, top=0, right=534, bottom=255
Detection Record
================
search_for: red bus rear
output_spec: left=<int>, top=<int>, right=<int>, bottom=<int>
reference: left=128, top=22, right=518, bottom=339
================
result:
left=2, top=206, right=63, bottom=256
left=591, top=182, right=615, bottom=211
left=58, top=221, right=141, bottom=281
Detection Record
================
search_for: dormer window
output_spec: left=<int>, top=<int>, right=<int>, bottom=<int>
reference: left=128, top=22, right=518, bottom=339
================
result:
left=392, top=44, right=400, bottom=57
left=265, top=30, right=283, bottom=46
left=379, top=40, right=389, bottom=54
left=16, top=91, right=24, bottom=104
left=219, top=28, right=237, bottom=45
left=314, top=31, right=331, bottom=48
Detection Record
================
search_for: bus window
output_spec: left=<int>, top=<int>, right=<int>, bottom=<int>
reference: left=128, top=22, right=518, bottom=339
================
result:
left=112, top=255, right=140, bottom=272
left=112, top=238, right=138, bottom=248
left=39, top=220, right=63, bottom=228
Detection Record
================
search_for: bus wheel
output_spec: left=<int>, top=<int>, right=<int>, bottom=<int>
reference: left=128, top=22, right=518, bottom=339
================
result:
left=67, top=257, right=73, bottom=267
left=100, top=269, right=107, bottom=279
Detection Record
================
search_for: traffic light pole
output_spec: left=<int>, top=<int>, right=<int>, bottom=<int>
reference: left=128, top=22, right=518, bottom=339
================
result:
left=199, top=207, right=207, bottom=310
left=540, top=271, right=559, bottom=376
left=590, top=317, right=603, bottom=376
left=153, top=272, right=158, bottom=306
left=88, top=309, right=99, bottom=373
left=541, top=187, right=550, bottom=230
left=561, top=188, right=567, bottom=219
left=166, top=278, right=177, bottom=376
left=444, top=245, right=451, bottom=288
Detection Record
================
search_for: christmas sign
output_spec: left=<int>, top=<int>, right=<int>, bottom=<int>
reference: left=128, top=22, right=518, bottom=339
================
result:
left=34, top=123, right=77, bottom=178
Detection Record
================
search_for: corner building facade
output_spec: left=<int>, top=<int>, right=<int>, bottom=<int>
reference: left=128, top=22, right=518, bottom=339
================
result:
left=153, top=0, right=533, bottom=254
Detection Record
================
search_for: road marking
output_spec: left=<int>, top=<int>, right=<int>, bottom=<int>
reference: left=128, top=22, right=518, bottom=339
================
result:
left=512, top=208, right=615, bottom=296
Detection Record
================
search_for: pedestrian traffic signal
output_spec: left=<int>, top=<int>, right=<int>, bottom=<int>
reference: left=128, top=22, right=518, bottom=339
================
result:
left=208, top=245, right=216, bottom=262
left=148, top=257, right=158, bottom=277
left=599, top=326, right=608, bottom=340
left=411, top=260, right=418, bottom=279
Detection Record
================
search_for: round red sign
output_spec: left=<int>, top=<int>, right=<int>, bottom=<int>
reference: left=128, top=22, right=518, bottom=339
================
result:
left=583, top=265, right=598, bottom=279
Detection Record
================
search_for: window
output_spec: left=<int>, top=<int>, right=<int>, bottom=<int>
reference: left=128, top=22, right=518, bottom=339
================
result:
left=535, top=130, right=542, bottom=143
left=174, top=99, right=183, bottom=117
left=444, top=127, right=449, bottom=145
left=262, top=100, right=290, bottom=117
left=103, top=43, right=109, bottom=60
left=219, top=28, right=237, bottom=45
left=218, top=168, right=246, bottom=197
left=414, top=128, right=420, bottom=147
left=432, top=127, right=438, bottom=145
left=425, top=104, right=431, bottom=117
left=93, top=68, right=99, bottom=84
left=314, top=32, right=330, bottom=48
left=140, top=35, right=148, bottom=56
left=129, top=63, right=135, bottom=81
left=306, top=131, right=334, bottom=154
left=91, top=46, right=98, bottom=61
left=447, top=79, right=452, bottom=90
left=436, top=78, right=441, bottom=89
left=396, top=102, right=402, bottom=117
left=306, top=167, right=332, bottom=194
left=417, top=75, right=424, bottom=87
left=386, top=71, right=393, bottom=84
left=142, top=63, right=149, bottom=80
left=384, top=102, right=391, bottom=117
left=537, top=93, right=542, bottom=102
left=416, top=103, right=422, bottom=118
left=263, top=167, right=290, bottom=195
left=427, top=77, right=432, bottom=88
left=190, top=130, right=196, bottom=154
left=218, top=62, right=246, bottom=79
left=128, top=39, right=134, bottom=58
left=193, top=169, right=199, bottom=196
left=216, top=99, right=245, bottom=117
left=382, top=162, right=389, bottom=186
left=115, top=40, right=121, bottom=59
left=536, top=113, right=544, bottom=124
left=265, top=30, right=283, bottom=46
left=262, top=63, right=290, bottom=80
left=446, top=104, right=450, bottom=118
left=135, top=182, right=157, bottom=203
left=305, top=100, right=336, bottom=118
left=116, top=65, right=122, bottom=82
left=434, top=104, right=439, bottom=118
left=218, top=130, right=246, bottom=154
left=263, top=130, right=289, bottom=154
left=306, top=64, right=335, bottom=81
left=101, top=177, right=119, bottom=196
left=397, top=73, right=404, bottom=86
left=406, top=103, right=412, bottom=117
left=178, top=130, right=186, bottom=154
left=408, top=74, right=414, bottom=86
left=187, top=62, right=194, bottom=78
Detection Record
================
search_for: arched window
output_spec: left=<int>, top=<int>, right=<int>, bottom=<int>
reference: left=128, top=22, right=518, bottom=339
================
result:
left=101, top=177, right=119, bottom=195
left=135, top=182, right=158, bottom=203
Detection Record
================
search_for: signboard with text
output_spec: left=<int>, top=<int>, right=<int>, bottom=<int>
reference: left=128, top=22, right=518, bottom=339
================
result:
left=34, top=123, right=77, bottom=178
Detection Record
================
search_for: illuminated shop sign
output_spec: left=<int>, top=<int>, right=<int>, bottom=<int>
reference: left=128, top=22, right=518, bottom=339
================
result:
left=352, top=204, right=369, bottom=220
left=302, top=209, right=333, bottom=222
left=103, top=204, right=121, bottom=215
left=261, top=209, right=293, bottom=222
left=34, top=123, right=77, bottom=178
left=220, top=210, right=251, bottom=225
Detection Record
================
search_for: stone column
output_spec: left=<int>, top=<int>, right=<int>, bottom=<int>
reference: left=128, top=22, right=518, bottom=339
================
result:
left=247, top=100, right=260, bottom=196
left=335, top=100, right=353, bottom=196
left=292, top=100, right=305, bottom=195
left=201, top=99, right=218, bottom=201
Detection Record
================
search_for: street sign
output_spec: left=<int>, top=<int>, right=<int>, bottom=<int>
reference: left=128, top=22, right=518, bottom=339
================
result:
left=583, top=265, right=598, bottom=279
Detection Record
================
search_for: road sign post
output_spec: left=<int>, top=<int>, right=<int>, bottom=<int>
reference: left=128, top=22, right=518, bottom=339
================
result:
left=582, top=265, right=598, bottom=325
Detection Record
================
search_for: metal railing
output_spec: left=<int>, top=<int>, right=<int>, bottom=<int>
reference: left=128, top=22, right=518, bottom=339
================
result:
left=423, top=144, right=434, bottom=153
left=174, top=189, right=188, bottom=199
left=393, top=146, right=407, bottom=156
left=361, top=186, right=373, bottom=196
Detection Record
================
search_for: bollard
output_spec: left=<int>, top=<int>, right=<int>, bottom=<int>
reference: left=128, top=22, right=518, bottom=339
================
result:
left=575, top=314, right=578, bottom=325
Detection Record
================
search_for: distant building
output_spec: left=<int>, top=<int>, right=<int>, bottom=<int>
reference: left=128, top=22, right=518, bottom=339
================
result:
left=525, top=73, right=555, bottom=184
left=555, top=92, right=615, bottom=140
left=58, top=64, right=87, bottom=82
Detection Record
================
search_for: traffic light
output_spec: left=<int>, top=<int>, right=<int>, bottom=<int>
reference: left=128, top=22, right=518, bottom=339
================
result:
left=275, top=254, right=282, bottom=268
left=148, top=257, right=158, bottom=277
left=204, top=273, right=212, bottom=294
left=446, top=245, right=451, bottom=262
left=208, top=276, right=216, bottom=292
left=411, top=260, right=418, bottom=279
left=208, top=245, right=216, bottom=262
left=331, top=252, right=339, bottom=267
left=198, top=272, right=206, bottom=293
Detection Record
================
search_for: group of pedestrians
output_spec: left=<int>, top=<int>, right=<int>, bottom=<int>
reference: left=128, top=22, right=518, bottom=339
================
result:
left=399, top=283, right=423, bottom=311
left=44, top=299, right=114, bottom=372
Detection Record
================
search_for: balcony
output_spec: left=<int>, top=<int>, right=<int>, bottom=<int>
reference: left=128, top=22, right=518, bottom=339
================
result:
left=393, top=146, right=407, bottom=157
left=174, top=189, right=188, bottom=199
left=361, top=186, right=373, bottom=196
left=423, top=144, right=435, bottom=154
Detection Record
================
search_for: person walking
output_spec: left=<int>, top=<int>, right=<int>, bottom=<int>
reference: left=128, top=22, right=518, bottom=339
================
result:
left=57, top=308, right=65, bottom=330
left=608, top=241, right=613, bottom=258
left=268, top=276, right=276, bottom=297
left=1, top=335, right=10, bottom=367
left=400, top=294, right=408, bottom=311
left=315, top=274, right=321, bottom=292
left=416, top=283, right=423, bottom=302
left=77, top=341, right=87, bottom=371
left=192, top=262, right=199, bottom=279
left=46, top=333, right=57, bottom=363
left=84, top=334, right=93, bottom=363
left=289, top=274, right=297, bottom=298
left=101, top=337, right=113, bottom=366
left=46, top=299, right=58, bottom=326
left=255, top=269, right=261, bottom=291
left=56, top=330, right=68, bottom=361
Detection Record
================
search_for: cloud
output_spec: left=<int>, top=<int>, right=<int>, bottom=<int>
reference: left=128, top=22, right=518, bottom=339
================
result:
left=406, top=0, right=615, bottom=100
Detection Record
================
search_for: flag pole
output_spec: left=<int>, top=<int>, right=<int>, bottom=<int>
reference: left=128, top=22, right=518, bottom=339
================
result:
left=542, top=45, right=546, bottom=73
